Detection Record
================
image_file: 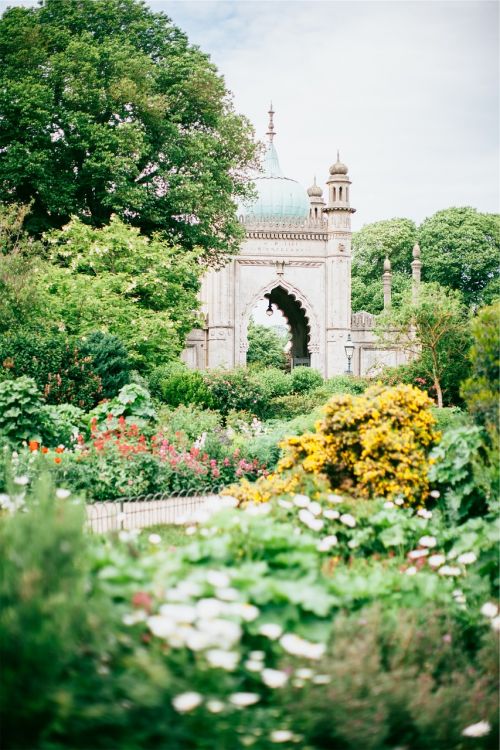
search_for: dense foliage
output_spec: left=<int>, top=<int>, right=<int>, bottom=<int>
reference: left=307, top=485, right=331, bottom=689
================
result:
left=461, top=301, right=500, bottom=430
left=0, top=0, right=258, bottom=261
left=247, top=322, right=289, bottom=370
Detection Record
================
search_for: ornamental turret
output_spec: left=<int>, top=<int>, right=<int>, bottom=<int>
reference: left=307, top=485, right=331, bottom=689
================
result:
left=324, top=150, right=356, bottom=233
left=307, top=177, right=325, bottom=220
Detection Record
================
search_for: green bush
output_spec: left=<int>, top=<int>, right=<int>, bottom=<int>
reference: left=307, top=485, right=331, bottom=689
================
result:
left=0, top=376, right=44, bottom=446
left=157, top=404, right=222, bottom=446
left=290, top=366, right=323, bottom=393
left=461, top=301, right=500, bottom=429
left=323, top=375, right=368, bottom=395
left=149, top=362, right=213, bottom=408
left=247, top=322, right=288, bottom=370
left=89, top=383, right=156, bottom=430
left=250, top=367, right=292, bottom=399
left=204, top=368, right=267, bottom=418
left=78, top=331, right=131, bottom=399
left=39, top=403, right=85, bottom=448
left=0, top=331, right=103, bottom=409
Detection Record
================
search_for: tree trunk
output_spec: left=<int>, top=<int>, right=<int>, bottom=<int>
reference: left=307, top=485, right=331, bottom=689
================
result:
left=433, top=371, right=443, bottom=408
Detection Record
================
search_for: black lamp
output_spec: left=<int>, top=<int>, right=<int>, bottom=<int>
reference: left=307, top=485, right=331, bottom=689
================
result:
left=266, top=299, right=273, bottom=317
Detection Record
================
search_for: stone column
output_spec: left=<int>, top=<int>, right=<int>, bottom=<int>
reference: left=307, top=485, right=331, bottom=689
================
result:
left=411, top=243, right=422, bottom=304
left=382, top=256, right=392, bottom=309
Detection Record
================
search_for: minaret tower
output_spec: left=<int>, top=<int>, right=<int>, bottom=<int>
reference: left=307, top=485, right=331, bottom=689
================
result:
left=307, top=177, right=325, bottom=220
left=323, top=151, right=356, bottom=375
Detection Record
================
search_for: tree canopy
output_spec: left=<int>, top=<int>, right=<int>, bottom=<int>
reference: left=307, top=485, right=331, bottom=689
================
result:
left=247, top=322, right=289, bottom=370
left=352, top=209, right=500, bottom=313
left=0, top=0, right=258, bottom=263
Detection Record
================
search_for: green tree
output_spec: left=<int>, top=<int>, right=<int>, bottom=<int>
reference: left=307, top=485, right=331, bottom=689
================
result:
left=419, top=207, right=500, bottom=307
left=351, top=218, right=417, bottom=312
left=247, top=322, right=289, bottom=370
left=0, top=0, right=258, bottom=262
left=377, top=283, right=471, bottom=408
left=37, top=215, right=202, bottom=370
left=461, top=301, right=500, bottom=429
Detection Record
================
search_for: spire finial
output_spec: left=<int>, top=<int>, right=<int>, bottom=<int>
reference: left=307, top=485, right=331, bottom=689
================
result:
left=337, top=149, right=340, bottom=162
left=267, top=102, right=275, bottom=143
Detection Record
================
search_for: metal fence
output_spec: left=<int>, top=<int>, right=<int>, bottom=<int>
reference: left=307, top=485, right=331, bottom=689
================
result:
left=86, top=486, right=226, bottom=534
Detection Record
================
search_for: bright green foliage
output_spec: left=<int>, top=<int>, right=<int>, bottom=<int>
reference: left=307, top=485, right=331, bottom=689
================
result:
left=429, top=425, right=495, bottom=522
left=157, top=404, right=222, bottom=446
left=0, top=376, right=44, bottom=445
left=247, top=322, right=289, bottom=370
left=419, top=208, right=500, bottom=306
left=0, top=0, right=258, bottom=261
left=0, top=330, right=103, bottom=409
left=149, top=362, right=213, bottom=409
left=78, top=331, right=131, bottom=399
left=204, top=368, right=268, bottom=417
left=378, top=282, right=471, bottom=408
left=461, top=301, right=500, bottom=429
left=39, top=403, right=85, bottom=448
left=351, top=218, right=417, bottom=312
left=290, top=366, right=323, bottom=393
left=41, top=215, right=201, bottom=369
left=250, top=367, right=293, bottom=399
left=89, top=383, right=156, bottom=429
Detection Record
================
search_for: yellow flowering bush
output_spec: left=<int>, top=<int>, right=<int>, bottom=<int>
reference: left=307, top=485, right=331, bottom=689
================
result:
left=228, top=384, right=440, bottom=506
left=223, top=465, right=330, bottom=505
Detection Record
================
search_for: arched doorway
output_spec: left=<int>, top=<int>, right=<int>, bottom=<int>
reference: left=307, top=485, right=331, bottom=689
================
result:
left=261, top=285, right=312, bottom=368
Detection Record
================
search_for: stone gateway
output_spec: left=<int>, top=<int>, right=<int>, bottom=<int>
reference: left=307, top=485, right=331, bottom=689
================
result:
left=183, top=107, right=418, bottom=376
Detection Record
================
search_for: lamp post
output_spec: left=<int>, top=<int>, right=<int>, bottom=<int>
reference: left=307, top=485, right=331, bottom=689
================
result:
left=266, top=298, right=274, bottom=317
left=344, top=333, right=355, bottom=375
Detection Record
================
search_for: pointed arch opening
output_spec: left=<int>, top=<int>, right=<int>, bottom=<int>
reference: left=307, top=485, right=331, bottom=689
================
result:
left=252, top=285, right=312, bottom=368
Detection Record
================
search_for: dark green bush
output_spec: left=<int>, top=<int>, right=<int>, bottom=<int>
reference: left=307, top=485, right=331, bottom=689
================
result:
left=78, top=331, right=131, bottom=399
left=149, top=362, right=213, bottom=408
left=0, top=376, right=44, bottom=446
left=39, top=403, right=85, bottom=447
left=290, top=366, right=323, bottom=393
left=0, top=331, right=102, bottom=409
left=461, top=301, right=500, bottom=430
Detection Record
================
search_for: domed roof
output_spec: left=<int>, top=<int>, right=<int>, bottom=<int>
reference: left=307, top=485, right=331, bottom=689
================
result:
left=307, top=177, right=323, bottom=198
left=329, top=150, right=348, bottom=176
left=240, top=142, right=309, bottom=220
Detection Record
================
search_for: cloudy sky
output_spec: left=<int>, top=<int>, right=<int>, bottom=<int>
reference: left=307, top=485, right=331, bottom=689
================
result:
left=2, top=0, right=498, bottom=229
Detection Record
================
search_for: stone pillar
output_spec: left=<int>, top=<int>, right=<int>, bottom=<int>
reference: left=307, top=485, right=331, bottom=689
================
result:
left=382, top=256, right=392, bottom=309
left=411, top=242, right=422, bottom=304
left=204, top=261, right=236, bottom=369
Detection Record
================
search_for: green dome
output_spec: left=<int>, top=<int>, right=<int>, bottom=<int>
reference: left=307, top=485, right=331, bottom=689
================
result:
left=241, top=142, right=309, bottom=220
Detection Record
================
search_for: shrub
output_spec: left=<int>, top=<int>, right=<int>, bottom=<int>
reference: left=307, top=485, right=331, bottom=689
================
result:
left=290, top=366, right=323, bottom=393
left=204, top=368, right=267, bottom=418
left=149, top=362, right=213, bottom=408
left=246, top=322, right=288, bottom=369
left=250, top=367, right=292, bottom=399
left=89, top=383, right=156, bottom=430
left=39, top=403, right=85, bottom=448
left=0, top=376, right=44, bottom=446
left=157, top=404, right=222, bottom=447
left=461, top=301, right=500, bottom=430
left=78, top=331, right=131, bottom=399
left=0, top=331, right=102, bottom=409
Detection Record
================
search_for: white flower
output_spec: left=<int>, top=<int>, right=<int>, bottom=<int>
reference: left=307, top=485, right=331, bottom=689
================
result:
left=419, top=535, right=437, bottom=548
left=196, top=598, right=224, bottom=619
left=147, top=615, right=175, bottom=638
left=480, top=602, right=498, bottom=619
left=327, top=493, right=344, bottom=504
left=323, top=509, right=340, bottom=520
left=462, top=720, right=491, bottom=737
left=293, top=494, right=310, bottom=508
left=270, top=730, right=294, bottom=743
left=185, top=630, right=212, bottom=651
left=13, top=476, right=29, bottom=486
left=122, top=610, right=147, bottom=626
left=340, top=513, right=356, bottom=528
left=278, top=499, right=293, bottom=509
left=438, top=565, right=461, bottom=577
left=308, top=501, right=322, bottom=516
left=56, top=488, right=71, bottom=499
left=317, top=535, right=338, bottom=552
left=406, top=566, right=417, bottom=576
left=312, top=674, right=331, bottom=684
left=172, top=692, right=202, bottom=713
left=347, top=539, right=358, bottom=549
left=206, top=570, right=231, bottom=588
left=148, top=533, right=161, bottom=544
left=245, top=659, right=264, bottom=672
left=159, top=604, right=197, bottom=623
left=118, top=529, right=140, bottom=543
left=229, top=692, right=260, bottom=707
left=198, top=618, right=242, bottom=647
left=206, top=699, right=225, bottom=713
left=428, top=554, right=446, bottom=568
left=429, top=489, right=440, bottom=499
left=186, top=526, right=197, bottom=536
left=230, top=602, right=260, bottom=622
left=261, top=668, right=288, bottom=688
left=417, top=508, right=433, bottom=519
left=394, top=497, right=404, bottom=506
left=258, top=623, right=283, bottom=640
left=295, top=668, right=313, bottom=679
left=457, top=552, right=477, bottom=565
left=249, top=650, right=265, bottom=660
left=491, top=616, right=500, bottom=632
left=280, top=633, right=325, bottom=660
left=216, top=587, right=239, bottom=601
left=206, top=649, right=239, bottom=671
left=408, top=548, right=429, bottom=559
left=383, top=501, right=395, bottom=508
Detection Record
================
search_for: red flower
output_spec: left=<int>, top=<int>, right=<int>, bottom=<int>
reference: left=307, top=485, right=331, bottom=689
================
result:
left=28, top=440, right=39, bottom=452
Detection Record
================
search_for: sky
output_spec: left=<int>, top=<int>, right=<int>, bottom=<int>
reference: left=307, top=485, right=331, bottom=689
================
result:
left=1, top=0, right=498, bottom=230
